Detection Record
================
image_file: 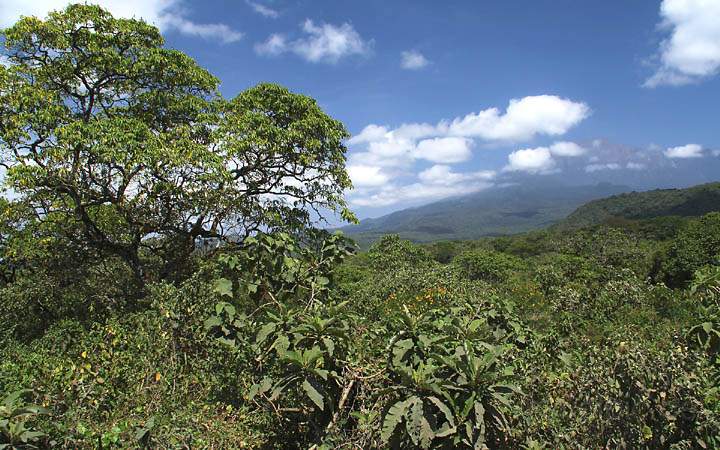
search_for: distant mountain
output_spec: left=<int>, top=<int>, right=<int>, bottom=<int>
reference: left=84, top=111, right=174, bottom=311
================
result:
left=340, top=181, right=631, bottom=246
left=557, top=181, right=720, bottom=230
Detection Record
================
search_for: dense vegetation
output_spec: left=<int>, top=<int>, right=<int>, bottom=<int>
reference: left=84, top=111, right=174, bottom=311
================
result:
left=559, top=182, right=720, bottom=231
left=2, top=6, right=720, bottom=449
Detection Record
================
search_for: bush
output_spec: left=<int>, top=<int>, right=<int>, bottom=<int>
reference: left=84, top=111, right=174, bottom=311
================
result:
left=453, top=249, right=525, bottom=283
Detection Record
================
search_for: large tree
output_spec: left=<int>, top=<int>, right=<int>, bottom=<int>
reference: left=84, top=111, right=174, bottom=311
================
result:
left=0, top=4, right=354, bottom=287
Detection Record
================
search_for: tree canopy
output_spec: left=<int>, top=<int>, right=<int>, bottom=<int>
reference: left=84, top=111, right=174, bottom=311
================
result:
left=0, top=4, right=354, bottom=287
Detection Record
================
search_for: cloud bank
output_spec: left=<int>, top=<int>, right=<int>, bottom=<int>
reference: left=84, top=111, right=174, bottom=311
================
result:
left=0, top=0, right=243, bottom=43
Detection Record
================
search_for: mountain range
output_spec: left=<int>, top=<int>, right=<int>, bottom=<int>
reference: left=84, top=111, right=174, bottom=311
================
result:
left=340, top=180, right=720, bottom=246
left=340, top=181, right=630, bottom=246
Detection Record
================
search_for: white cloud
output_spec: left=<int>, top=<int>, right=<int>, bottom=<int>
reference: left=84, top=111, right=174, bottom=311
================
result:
left=348, top=96, right=589, bottom=171
left=246, top=1, right=279, bottom=18
left=713, top=149, right=720, bottom=157
left=401, top=50, right=429, bottom=70
left=348, top=124, right=391, bottom=145
left=626, top=162, right=646, bottom=170
left=418, top=164, right=495, bottom=186
left=549, top=141, right=587, bottom=157
left=0, top=55, right=10, bottom=67
left=350, top=95, right=589, bottom=149
left=664, top=143, right=704, bottom=158
left=255, top=19, right=371, bottom=63
left=504, top=147, right=557, bottom=174
left=162, top=16, right=243, bottom=43
left=446, top=95, right=590, bottom=141
left=0, top=0, right=242, bottom=43
left=347, top=165, right=390, bottom=187
left=349, top=166, right=495, bottom=207
left=645, top=0, right=720, bottom=87
left=346, top=96, right=589, bottom=207
left=585, top=163, right=621, bottom=173
left=254, top=34, right=287, bottom=56
left=414, top=137, right=473, bottom=163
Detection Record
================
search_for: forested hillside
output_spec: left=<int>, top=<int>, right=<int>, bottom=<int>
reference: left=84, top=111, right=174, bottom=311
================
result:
left=559, top=181, right=720, bottom=230
left=1, top=6, right=719, bottom=449
left=341, top=182, right=629, bottom=246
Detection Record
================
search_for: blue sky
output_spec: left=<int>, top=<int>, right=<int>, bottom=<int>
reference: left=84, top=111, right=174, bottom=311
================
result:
left=2, top=0, right=720, bottom=219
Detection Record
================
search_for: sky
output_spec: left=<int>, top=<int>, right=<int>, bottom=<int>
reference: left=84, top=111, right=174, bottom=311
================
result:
left=2, top=0, right=720, bottom=220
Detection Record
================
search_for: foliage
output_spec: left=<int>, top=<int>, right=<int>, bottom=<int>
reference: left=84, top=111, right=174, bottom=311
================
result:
left=453, top=249, right=525, bottom=283
left=0, top=390, right=49, bottom=449
left=0, top=4, right=354, bottom=287
left=1, top=5, right=720, bottom=449
left=560, top=182, right=720, bottom=230
left=367, top=234, right=433, bottom=270
left=660, top=213, right=720, bottom=287
left=381, top=305, right=522, bottom=449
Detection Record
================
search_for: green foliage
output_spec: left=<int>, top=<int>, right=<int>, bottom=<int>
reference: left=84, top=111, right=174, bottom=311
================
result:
left=0, top=390, right=49, bottom=449
left=381, top=305, right=522, bottom=449
left=559, top=182, right=720, bottom=230
left=0, top=4, right=355, bottom=287
left=453, top=249, right=525, bottom=283
left=688, top=264, right=720, bottom=360
left=367, top=234, right=433, bottom=270
left=2, top=5, right=720, bottom=449
left=210, top=231, right=354, bottom=307
left=514, top=338, right=719, bottom=449
left=660, top=213, right=720, bottom=287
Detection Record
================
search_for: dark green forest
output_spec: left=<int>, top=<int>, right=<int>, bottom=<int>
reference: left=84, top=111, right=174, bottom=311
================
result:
left=1, top=6, right=719, bottom=449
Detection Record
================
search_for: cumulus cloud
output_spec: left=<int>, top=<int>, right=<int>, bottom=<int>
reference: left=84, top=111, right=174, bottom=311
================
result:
left=645, top=0, right=720, bottom=87
left=348, top=96, right=589, bottom=172
left=503, top=147, right=557, bottom=174
left=255, top=19, right=371, bottom=63
left=445, top=95, right=590, bottom=141
left=162, top=16, right=243, bottom=43
left=246, top=0, right=279, bottom=18
left=346, top=96, right=588, bottom=207
left=351, top=96, right=588, bottom=148
left=0, top=0, right=243, bottom=43
left=401, top=50, right=429, bottom=69
left=414, top=137, right=473, bottom=163
left=549, top=141, right=587, bottom=157
left=501, top=141, right=586, bottom=175
left=347, top=165, right=390, bottom=188
left=664, top=143, right=704, bottom=158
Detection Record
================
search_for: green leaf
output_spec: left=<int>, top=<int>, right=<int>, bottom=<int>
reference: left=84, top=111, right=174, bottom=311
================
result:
left=473, top=401, right=486, bottom=448
left=381, top=399, right=408, bottom=442
left=407, top=397, right=434, bottom=449
left=2, top=390, right=31, bottom=408
left=302, top=379, right=324, bottom=411
left=213, top=278, right=233, bottom=298
left=256, top=322, right=276, bottom=345
left=203, top=315, right=222, bottom=330
left=322, top=337, right=335, bottom=356
left=247, top=377, right=272, bottom=401
left=427, top=396, right=455, bottom=428
left=302, top=346, right=323, bottom=366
